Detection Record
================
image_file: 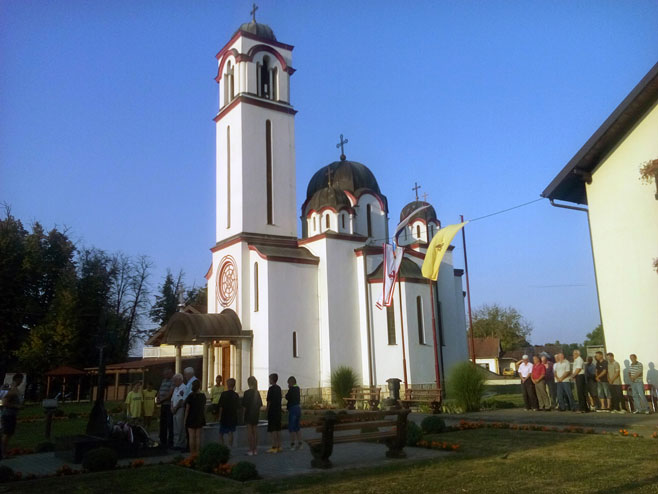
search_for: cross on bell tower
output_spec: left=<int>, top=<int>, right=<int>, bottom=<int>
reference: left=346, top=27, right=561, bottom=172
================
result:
left=250, top=3, right=258, bottom=22
left=336, top=134, right=349, bottom=161
left=412, top=182, right=421, bottom=201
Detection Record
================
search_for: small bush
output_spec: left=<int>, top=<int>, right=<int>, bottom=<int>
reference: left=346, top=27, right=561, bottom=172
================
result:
left=35, top=441, right=56, bottom=453
left=421, top=416, right=446, bottom=434
left=229, top=461, right=259, bottom=481
left=406, top=420, right=423, bottom=446
left=330, top=366, right=359, bottom=407
left=198, top=443, right=230, bottom=473
left=447, top=362, right=486, bottom=412
left=0, top=465, right=15, bottom=483
left=82, top=447, right=118, bottom=472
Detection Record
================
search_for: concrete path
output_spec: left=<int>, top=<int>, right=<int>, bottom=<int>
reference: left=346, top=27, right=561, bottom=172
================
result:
left=0, top=451, right=177, bottom=476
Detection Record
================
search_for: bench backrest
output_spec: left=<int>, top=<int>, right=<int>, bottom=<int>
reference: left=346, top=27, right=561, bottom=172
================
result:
left=350, top=386, right=381, bottom=399
left=404, top=387, right=441, bottom=400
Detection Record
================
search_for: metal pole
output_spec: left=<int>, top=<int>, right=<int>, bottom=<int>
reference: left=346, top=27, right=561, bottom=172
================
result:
left=427, top=279, right=441, bottom=387
left=460, top=215, right=476, bottom=363
left=397, top=279, right=409, bottom=392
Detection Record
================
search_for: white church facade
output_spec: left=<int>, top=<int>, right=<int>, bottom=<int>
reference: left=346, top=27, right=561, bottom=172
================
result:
left=148, top=17, right=469, bottom=396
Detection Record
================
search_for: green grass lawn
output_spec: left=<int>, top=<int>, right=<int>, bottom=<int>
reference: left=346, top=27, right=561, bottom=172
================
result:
left=4, top=427, right=658, bottom=493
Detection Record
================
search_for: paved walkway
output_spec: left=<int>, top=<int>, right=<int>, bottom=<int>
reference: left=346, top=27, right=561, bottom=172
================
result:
left=0, top=443, right=445, bottom=479
left=0, top=451, right=177, bottom=476
left=428, top=409, right=657, bottom=432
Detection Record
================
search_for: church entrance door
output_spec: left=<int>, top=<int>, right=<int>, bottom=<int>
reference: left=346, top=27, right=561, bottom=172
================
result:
left=222, top=345, right=231, bottom=381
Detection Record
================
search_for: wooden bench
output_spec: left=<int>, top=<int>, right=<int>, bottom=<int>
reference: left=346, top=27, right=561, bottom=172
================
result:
left=344, top=386, right=381, bottom=410
left=400, top=387, right=442, bottom=414
left=305, top=410, right=409, bottom=468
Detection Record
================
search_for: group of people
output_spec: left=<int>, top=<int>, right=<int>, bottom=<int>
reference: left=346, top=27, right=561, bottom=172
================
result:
left=517, top=351, right=652, bottom=414
left=156, top=368, right=302, bottom=456
left=123, top=380, right=158, bottom=428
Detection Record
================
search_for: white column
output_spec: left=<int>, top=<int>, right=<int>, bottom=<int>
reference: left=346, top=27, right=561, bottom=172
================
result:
left=175, top=345, right=182, bottom=374
left=208, top=343, right=216, bottom=390
left=201, top=342, right=209, bottom=391
left=235, top=341, right=243, bottom=392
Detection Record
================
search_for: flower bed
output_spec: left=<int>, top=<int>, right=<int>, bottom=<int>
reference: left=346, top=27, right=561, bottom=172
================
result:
left=416, top=439, right=460, bottom=451
left=448, top=420, right=656, bottom=439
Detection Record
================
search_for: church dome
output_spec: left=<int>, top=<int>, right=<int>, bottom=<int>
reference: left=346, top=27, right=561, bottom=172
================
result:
left=306, top=160, right=382, bottom=203
left=307, top=185, right=351, bottom=213
left=400, top=201, right=438, bottom=223
left=236, top=21, right=276, bottom=41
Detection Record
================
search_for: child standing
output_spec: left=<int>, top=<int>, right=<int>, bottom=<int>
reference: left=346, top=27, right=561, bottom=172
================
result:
left=286, top=376, right=302, bottom=450
left=210, top=375, right=224, bottom=420
left=218, top=378, right=240, bottom=447
left=141, top=382, right=157, bottom=430
left=266, top=373, right=282, bottom=453
left=124, top=381, right=144, bottom=424
left=242, top=376, right=263, bottom=456
left=184, top=379, right=206, bottom=455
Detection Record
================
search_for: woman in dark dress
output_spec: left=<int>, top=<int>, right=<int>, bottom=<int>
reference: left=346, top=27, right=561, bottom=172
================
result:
left=243, top=376, right=263, bottom=456
left=184, top=379, right=206, bottom=455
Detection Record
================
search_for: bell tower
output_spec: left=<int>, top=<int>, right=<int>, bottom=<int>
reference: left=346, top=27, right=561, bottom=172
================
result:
left=214, top=9, right=297, bottom=243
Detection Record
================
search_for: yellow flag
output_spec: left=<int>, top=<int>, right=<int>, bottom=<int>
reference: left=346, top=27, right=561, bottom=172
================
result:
left=421, top=222, right=468, bottom=281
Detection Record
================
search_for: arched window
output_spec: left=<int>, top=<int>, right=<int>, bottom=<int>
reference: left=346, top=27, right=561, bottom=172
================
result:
left=253, top=263, right=259, bottom=312
left=341, top=214, right=346, bottom=230
left=224, top=61, right=234, bottom=105
left=387, top=305, right=396, bottom=345
left=226, top=126, right=231, bottom=229
left=259, top=56, right=271, bottom=98
left=293, top=331, right=299, bottom=357
left=325, top=214, right=330, bottom=230
left=416, top=296, right=425, bottom=344
left=366, top=204, right=372, bottom=237
left=313, top=216, right=317, bottom=232
left=429, top=224, right=433, bottom=238
left=266, top=120, right=273, bottom=225
left=272, top=67, right=278, bottom=100
left=416, top=225, right=421, bottom=239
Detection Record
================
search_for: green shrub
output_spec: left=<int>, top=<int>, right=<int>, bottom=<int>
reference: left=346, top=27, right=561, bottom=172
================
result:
left=230, top=461, right=259, bottom=481
left=0, top=465, right=15, bottom=483
left=330, top=366, right=359, bottom=407
left=421, top=416, right=446, bottom=434
left=406, top=420, right=423, bottom=446
left=447, top=361, right=486, bottom=412
left=35, top=441, right=56, bottom=453
left=198, top=443, right=230, bottom=472
left=82, top=447, right=118, bottom=472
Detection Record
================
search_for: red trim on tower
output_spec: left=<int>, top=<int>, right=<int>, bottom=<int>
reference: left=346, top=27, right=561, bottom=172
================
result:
left=204, top=263, right=213, bottom=280
left=216, top=48, right=240, bottom=82
left=248, top=245, right=319, bottom=265
left=247, top=44, right=290, bottom=71
left=298, top=232, right=368, bottom=245
left=214, top=94, right=297, bottom=122
left=215, top=30, right=294, bottom=61
left=210, top=232, right=299, bottom=253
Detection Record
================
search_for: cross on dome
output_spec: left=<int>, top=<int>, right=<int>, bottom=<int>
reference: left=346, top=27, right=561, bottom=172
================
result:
left=412, top=182, right=421, bottom=201
left=421, top=192, right=429, bottom=202
left=336, top=134, right=349, bottom=161
left=250, top=2, right=258, bottom=22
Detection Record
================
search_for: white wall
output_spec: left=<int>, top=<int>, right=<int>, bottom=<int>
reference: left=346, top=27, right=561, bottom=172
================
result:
left=586, top=101, right=658, bottom=379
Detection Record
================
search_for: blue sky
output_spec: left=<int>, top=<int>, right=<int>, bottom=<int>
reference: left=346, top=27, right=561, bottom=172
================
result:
left=2, top=0, right=657, bottom=346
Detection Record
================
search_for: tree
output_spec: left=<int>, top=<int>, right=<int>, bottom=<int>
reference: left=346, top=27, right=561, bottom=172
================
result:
left=150, top=270, right=184, bottom=328
left=471, top=304, right=533, bottom=352
left=583, top=324, right=604, bottom=347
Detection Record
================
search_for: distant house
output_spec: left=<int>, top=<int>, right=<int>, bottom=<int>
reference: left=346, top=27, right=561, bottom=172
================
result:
left=473, top=337, right=503, bottom=373
left=542, top=62, right=658, bottom=380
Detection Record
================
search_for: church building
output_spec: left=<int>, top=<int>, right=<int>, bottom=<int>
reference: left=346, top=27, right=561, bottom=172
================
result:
left=149, top=15, right=469, bottom=397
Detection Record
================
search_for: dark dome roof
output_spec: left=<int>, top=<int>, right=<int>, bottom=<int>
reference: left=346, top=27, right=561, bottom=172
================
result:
left=237, top=21, right=276, bottom=41
left=400, top=201, right=438, bottom=223
left=368, top=258, right=423, bottom=280
left=306, top=160, right=382, bottom=202
left=307, top=186, right=351, bottom=213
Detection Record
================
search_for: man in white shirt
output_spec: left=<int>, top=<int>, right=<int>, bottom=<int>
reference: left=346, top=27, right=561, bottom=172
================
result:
left=572, top=350, right=588, bottom=412
left=183, top=367, right=198, bottom=399
left=516, top=355, right=539, bottom=411
left=554, top=353, right=575, bottom=411
left=171, top=373, right=187, bottom=450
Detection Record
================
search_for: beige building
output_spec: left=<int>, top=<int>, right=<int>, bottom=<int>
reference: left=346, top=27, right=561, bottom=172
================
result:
left=542, top=61, right=658, bottom=384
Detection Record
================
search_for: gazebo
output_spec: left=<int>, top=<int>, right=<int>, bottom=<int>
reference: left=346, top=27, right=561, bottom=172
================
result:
left=146, top=308, right=252, bottom=391
left=45, top=366, right=87, bottom=402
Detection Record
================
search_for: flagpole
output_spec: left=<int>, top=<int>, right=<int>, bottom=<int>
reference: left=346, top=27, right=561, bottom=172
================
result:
left=460, top=214, right=476, bottom=363
left=427, top=279, right=441, bottom=388
left=397, top=278, right=409, bottom=393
